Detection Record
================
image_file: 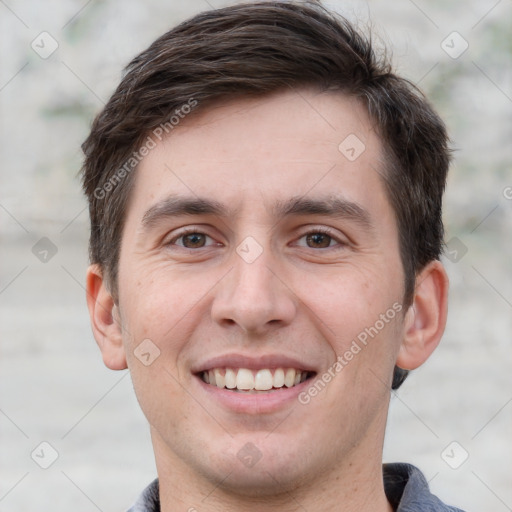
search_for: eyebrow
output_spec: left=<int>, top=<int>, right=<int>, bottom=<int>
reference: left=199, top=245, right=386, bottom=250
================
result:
left=274, top=196, right=374, bottom=231
left=141, top=196, right=228, bottom=229
left=140, top=195, right=373, bottom=231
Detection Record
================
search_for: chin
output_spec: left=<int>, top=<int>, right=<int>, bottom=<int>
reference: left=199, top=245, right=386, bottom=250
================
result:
left=195, top=442, right=311, bottom=498
left=211, top=464, right=304, bottom=499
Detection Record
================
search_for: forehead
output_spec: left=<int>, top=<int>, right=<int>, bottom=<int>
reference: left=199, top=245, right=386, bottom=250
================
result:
left=127, top=89, right=391, bottom=225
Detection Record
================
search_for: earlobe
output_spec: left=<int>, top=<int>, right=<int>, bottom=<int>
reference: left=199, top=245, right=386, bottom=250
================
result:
left=86, top=264, right=127, bottom=370
left=396, top=260, right=449, bottom=371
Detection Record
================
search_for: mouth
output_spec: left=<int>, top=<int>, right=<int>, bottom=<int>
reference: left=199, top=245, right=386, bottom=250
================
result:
left=197, top=367, right=316, bottom=393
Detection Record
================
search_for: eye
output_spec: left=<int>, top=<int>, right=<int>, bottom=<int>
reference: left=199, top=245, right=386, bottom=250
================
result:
left=170, top=231, right=216, bottom=249
left=304, top=232, right=334, bottom=248
left=295, top=229, right=344, bottom=249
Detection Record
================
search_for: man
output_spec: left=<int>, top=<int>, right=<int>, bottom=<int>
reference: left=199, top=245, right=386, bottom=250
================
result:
left=81, top=2, right=464, bottom=511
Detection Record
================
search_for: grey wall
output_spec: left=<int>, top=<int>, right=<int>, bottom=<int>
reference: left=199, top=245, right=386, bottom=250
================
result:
left=0, top=0, right=510, bottom=510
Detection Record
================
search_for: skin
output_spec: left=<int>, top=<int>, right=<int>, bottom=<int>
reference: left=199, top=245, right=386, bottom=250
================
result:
left=86, top=89, right=449, bottom=511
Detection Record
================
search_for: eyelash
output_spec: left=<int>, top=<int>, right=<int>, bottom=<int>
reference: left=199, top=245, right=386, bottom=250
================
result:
left=166, top=227, right=346, bottom=250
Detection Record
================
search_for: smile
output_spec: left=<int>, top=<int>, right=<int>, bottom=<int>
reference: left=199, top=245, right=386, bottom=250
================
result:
left=200, top=367, right=314, bottom=392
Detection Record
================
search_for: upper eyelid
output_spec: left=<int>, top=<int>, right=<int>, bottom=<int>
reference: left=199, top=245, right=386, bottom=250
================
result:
left=165, top=224, right=217, bottom=237
left=295, top=225, right=337, bottom=236
left=294, top=225, right=347, bottom=241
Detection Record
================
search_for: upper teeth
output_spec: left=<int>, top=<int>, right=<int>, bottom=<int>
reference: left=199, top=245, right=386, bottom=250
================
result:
left=202, top=368, right=308, bottom=391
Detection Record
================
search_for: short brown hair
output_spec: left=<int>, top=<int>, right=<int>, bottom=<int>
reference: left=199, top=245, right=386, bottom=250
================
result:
left=81, top=1, right=451, bottom=389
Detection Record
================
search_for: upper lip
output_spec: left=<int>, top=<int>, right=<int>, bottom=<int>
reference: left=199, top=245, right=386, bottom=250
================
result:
left=191, top=353, right=318, bottom=374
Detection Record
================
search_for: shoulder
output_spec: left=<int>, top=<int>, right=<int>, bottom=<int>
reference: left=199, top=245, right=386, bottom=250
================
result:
left=126, top=479, right=160, bottom=512
left=383, top=463, right=466, bottom=512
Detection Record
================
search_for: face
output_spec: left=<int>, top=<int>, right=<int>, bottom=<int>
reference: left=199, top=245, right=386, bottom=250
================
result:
left=113, top=89, right=410, bottom=495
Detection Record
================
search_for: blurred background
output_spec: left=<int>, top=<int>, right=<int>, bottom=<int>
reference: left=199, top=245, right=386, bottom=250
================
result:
left=0, top=0, right=510, bottom=510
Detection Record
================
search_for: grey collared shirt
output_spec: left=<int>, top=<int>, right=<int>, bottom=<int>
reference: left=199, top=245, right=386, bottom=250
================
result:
left=127, top=463, right=465, bottom=511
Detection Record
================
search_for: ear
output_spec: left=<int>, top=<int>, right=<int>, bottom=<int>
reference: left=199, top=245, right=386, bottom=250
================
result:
left=396, top=260, right=449, bottom=370
left=86, top=264, right=127, bottom=370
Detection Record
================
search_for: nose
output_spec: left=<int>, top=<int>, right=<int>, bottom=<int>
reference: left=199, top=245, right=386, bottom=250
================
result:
left=211, top=248, right=297, bottom=335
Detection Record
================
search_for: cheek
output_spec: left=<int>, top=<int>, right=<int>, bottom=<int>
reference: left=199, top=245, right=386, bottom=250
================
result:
left=117, top=261, right=227, bottom=391
left=118, top=277, right=195, bottom=427
left=296, top=265, right=398, bottom=338
left=295, top=267, right=404, bottom=388
left=119, top=259, right=201, bottom=339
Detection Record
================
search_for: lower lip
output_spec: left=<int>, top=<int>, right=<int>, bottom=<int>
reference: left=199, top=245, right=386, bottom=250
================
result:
left=194, top=375, right=313, bottom=414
